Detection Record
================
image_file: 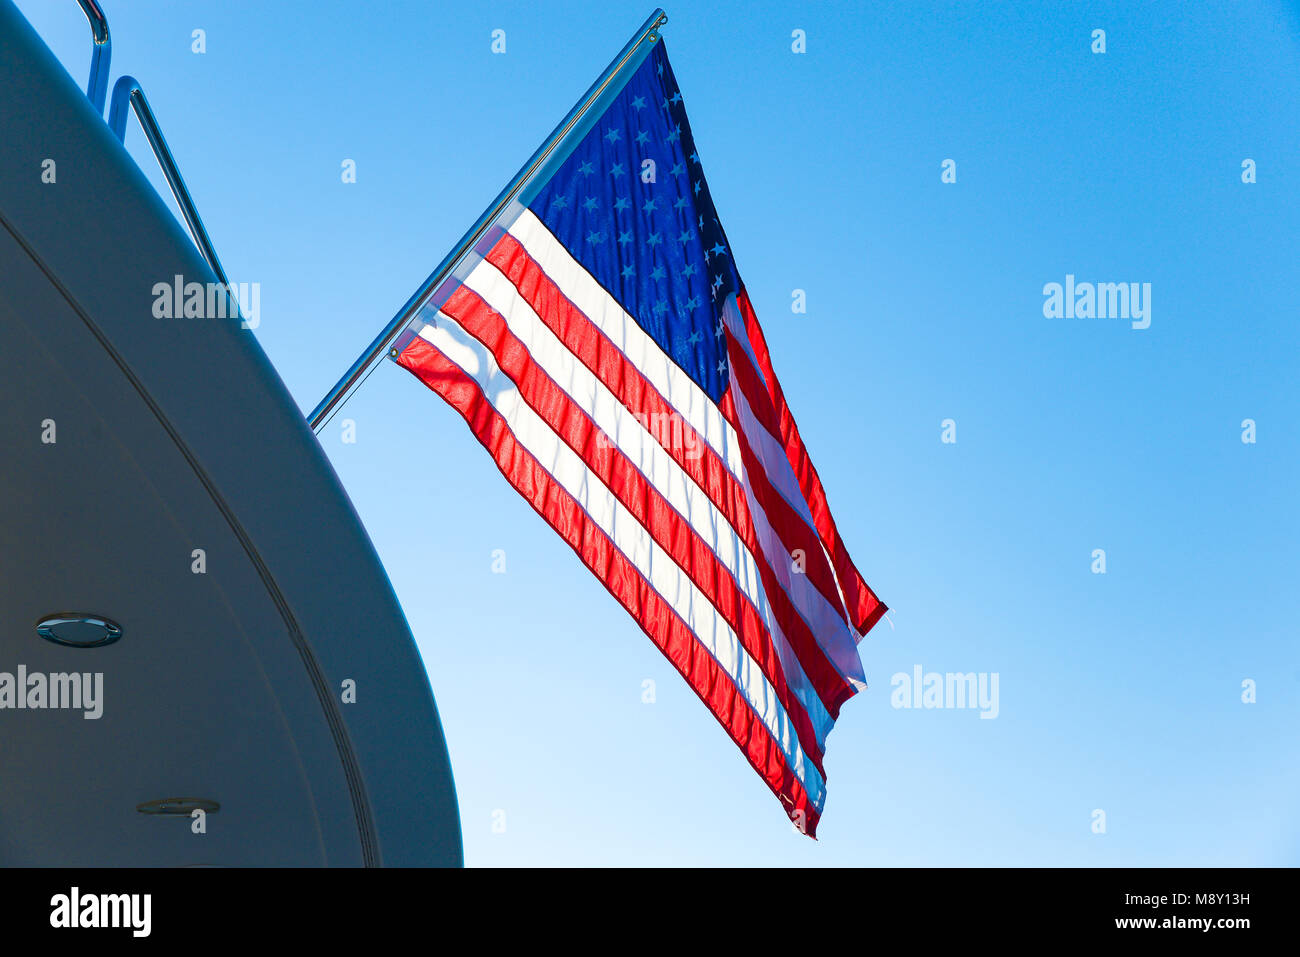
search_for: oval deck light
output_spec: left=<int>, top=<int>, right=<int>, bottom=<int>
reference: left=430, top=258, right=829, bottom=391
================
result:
left=136, top=798, right=221, bottom=816
left=35, top=613, right=122, bottom=648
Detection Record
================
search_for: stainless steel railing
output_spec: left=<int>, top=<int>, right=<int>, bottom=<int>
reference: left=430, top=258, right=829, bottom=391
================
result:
left=74, top=0, right=111, bottom=112
left=68, top=1, right=231, bottom=290
left=107, top=75, right=229, bottom=287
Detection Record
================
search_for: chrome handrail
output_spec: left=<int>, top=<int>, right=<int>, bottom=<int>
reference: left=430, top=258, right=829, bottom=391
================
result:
left=75, top=0, right=111, bottom=113
left=107, top=75, right=230, bottom=287
left=66, top=4, right=240, bottom=322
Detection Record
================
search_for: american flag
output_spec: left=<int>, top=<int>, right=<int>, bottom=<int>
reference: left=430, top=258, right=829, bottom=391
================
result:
left=393, top=40, right=886, bottom=837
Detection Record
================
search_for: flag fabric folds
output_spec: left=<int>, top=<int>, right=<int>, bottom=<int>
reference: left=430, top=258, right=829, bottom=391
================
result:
left=393, top=40, right=886, bottom=836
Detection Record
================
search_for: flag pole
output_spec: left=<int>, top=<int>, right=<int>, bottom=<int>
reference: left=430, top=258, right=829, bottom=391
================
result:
left=307, top=8, right=669, bottom=433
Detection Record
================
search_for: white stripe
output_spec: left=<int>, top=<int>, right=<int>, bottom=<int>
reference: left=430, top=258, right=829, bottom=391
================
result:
left=727, top=368, right=864, bottom=666
left=514, top=212, right=823, bottom=540
left=717, top=296, right=862, bottom=652
left=501, top=214, right=866, bottom=690
left=722, top=299, right=863, bottom=686
left=461, top=259, right=837, bottom=747
left=727, top=370, right=820, bottom=531
left=508, top=209, right=745, bottom=479
left=717, top=301, right=827, bottom=537
left=418, top=316, right=828, bottom=807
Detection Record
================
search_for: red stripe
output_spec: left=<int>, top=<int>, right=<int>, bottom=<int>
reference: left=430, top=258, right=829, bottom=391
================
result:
left=724, top=350, right=855, bottom=625
left=489, top=234, right=854, bottom=630
left=720, top=338, right=857, bottom=629
left=437, top=282, right=829, bottom=773
left=732, top=288, right=887, bottom=637
left=395, top=335, right=823, bottom=837
left=718, top=386, right=856, bottom=718
left=487, top=234, right=746, bottom=528
left=483, top=233, right=858, bottom=709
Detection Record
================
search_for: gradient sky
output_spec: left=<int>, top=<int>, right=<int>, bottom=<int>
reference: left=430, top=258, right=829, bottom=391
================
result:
left=18, top=0, right=1300, bottom=866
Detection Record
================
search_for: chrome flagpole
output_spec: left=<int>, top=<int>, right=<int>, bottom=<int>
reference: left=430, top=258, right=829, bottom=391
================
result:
left=307, top=7, right=668, bottom=433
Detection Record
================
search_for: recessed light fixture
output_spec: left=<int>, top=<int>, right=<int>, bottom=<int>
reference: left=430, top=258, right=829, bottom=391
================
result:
left=35, top=613, right=122, bottom=648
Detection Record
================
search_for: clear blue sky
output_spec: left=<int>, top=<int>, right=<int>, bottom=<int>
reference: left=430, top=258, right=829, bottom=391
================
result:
left=20, top=0, right=1299, bottom=865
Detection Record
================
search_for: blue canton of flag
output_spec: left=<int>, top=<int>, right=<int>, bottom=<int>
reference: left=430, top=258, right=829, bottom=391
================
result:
left=531, top=44, right=738, bottom=401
